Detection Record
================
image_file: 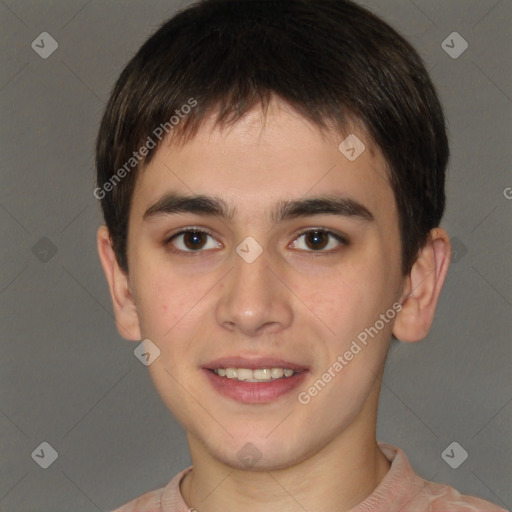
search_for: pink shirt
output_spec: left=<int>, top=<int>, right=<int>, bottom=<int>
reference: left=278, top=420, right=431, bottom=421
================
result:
left=111, top=443, right=508, bottom=512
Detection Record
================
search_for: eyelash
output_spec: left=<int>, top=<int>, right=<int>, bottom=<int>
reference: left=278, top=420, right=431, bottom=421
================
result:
left=164, top=227, right=348, bottom=256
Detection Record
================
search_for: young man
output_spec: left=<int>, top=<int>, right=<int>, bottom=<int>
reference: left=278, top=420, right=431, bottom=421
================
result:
left=95, top=1, right=507, bottom=510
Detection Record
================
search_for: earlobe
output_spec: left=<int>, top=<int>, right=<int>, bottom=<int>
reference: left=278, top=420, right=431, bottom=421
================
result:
left=96, top=225, right=141, bottom=341
left=393, top=228, right=451, bottom=343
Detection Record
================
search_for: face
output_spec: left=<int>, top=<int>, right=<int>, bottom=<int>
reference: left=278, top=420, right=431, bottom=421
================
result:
left=125, top=99, right=406, bottom=470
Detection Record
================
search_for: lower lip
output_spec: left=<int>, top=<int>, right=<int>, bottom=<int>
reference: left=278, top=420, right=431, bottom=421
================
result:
left=202, top=369, right=309, bottom=404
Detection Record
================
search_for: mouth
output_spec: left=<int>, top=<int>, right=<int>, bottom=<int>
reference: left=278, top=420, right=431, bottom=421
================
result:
left=201, top=357, right=309, bottom=403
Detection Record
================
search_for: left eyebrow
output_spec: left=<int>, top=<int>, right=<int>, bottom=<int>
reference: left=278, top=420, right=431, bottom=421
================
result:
left=142, top=193, right=374, bottom=224
left=273, top=195, right=374, bottom=223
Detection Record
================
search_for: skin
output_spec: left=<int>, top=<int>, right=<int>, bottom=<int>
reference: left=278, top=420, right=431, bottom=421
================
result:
left=98, top=97, right=451, bottom=512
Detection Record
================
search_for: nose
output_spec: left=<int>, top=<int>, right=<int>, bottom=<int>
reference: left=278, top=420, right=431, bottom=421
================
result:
left=215, top=248, right=293, bottom=337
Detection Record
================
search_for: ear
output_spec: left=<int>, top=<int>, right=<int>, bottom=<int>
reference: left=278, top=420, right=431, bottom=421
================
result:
left=393, top=227, right=451, bottom=343
left=96, top=225, right=141, bottom=341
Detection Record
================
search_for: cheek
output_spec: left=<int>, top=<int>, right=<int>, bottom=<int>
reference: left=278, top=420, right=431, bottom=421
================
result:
left=294, top=255, right=398, bottom=369
left=296, top=257, right=387, bottom=327
left=353, top=235, right=401, bottom=301
left=133, top=271, right=192, bottom=339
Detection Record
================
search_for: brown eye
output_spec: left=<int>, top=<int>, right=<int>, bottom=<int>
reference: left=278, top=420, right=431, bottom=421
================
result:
left=291, top=229, right=346, bottom=252
left=305, top=230, right=329, bottom=250
left=167, top=229, right=221, bottom=253
left=182, top=231, right=207, bottom=250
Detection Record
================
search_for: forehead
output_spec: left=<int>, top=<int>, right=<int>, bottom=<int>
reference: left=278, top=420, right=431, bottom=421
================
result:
left=131, top=99, right=394, bottom=223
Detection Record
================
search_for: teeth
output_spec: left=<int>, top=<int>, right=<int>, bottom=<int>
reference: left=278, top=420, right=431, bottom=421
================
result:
left=213, top=367, right=299, bottom=382
left=253, top=369, right=271, bottom=379
left=271, top=368, right=284, bottom=379
left=237, top=368, right=253, bottom=381
left=225, top=368, right=237, bottom=378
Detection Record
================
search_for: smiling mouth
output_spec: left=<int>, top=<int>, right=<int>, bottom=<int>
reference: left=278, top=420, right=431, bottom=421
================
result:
left=209, top=367, right=303, bottom=382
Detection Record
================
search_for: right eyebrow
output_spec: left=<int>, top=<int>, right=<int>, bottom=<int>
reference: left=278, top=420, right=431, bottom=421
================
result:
left=143, top=193, right=234, bottom=221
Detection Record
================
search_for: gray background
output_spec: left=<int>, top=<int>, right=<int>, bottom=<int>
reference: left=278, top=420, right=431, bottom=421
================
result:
left=0, top=0, right=511, bottom=511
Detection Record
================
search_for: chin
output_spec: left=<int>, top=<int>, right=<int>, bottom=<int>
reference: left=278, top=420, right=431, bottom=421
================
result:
left=205, top=433, right=310, bottom=472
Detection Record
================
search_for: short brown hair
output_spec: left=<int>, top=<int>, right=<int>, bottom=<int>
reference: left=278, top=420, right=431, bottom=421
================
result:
left=96, top=0, right=449, bottom=275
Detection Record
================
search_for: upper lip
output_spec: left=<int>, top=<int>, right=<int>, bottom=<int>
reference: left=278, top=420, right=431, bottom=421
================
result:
left=203, top=356, right=309, bottom=371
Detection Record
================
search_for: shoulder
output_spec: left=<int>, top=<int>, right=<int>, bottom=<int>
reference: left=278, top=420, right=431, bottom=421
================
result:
left=110, top=467, right=193, bottom=512
left=111, top=487, right=164, bottom=512
left=375, top=443, right=508, bottom=512
left=423, top=480, right=509, bottom=512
